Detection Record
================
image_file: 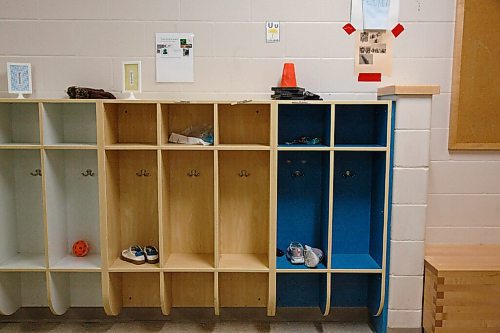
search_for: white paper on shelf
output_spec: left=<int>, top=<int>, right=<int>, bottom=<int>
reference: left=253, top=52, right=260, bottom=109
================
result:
left=169, top=133, right=210, bottom=146
left=156, top=33, right=194, bottom=83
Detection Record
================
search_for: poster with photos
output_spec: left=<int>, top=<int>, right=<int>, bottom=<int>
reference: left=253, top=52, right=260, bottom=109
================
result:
left=156, top=33, right=194, bottom=82
left=354, top=30, right=392, bottom=76
left=7, top=63, right=32, bottom=94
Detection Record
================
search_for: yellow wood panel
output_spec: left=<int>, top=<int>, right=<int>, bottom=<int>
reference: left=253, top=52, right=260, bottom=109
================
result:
left=219, top=151, right=269, bottom=255
left=120, top=273, right=161, bottom=307
left=169, top=273, right=214, bottom=307
left=162, top=150, right=214, bottom=258
left=377, top=85, right=440, bottom=96
left=218, top=104, right=270, bottom=145
left=161, top=104, right=214, bottom=145
left=426, top=245, right=500, bottom=272
left=219, top=273, right=268, bottom=308
left=104, top=103, right=157, bottom=145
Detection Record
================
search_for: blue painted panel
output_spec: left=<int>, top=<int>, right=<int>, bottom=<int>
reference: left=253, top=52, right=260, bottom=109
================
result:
left=277, top=152, right=330, bottom=263
left=331, top=254, right=380, bottom=270
left=278, top=104, right=331, bottom=146
left=277, top=273, right=327, bottom=308
left=331, top=152, right=386, bottom=269
left=335, top=104, right=387, bottom=146
left=276, top=255, right=327, bottom=270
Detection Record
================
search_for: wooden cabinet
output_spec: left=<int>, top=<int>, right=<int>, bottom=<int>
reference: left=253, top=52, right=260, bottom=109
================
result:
left=0, top=99, right=394, bottom=329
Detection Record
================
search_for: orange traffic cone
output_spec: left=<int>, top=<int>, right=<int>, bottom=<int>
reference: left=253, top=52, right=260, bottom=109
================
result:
left=280, top=63, right=297, bottom=87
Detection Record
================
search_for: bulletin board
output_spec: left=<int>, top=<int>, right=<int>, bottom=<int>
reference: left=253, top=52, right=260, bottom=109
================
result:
left=449, top=0, right=500, bottom=150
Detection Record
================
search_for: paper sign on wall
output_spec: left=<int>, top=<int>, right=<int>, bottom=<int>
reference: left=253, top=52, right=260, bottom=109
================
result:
left=266, top=22, right=280, bottom=43
left=354, top=30, right=392, bottom=76
left=350, top=0, right=400, bottom=30
left=156, top=33, right=194, bottom=82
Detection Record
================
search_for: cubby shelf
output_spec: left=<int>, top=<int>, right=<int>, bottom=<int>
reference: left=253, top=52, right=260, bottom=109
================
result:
left=0, top=99, right=393, bottom=324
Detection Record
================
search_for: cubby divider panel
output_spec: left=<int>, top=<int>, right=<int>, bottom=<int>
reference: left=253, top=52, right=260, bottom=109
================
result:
left=219, top=273, right=268, bottom=308
left=48, top=272, right=102, bottom=315
left=0, top=272, right=47, bottom=315
left=277, top=151, right=330, bottom=270
left=218, top=151, right=269, bottom=270
left=45, top=150, right=100, bottom=270
left=162, top=151, right=214, bottom=270
left=277, top=273, right=328, bottom=313
left=104, top=103, right=157, bottom=146
left=0, top=103, right=40, bottom=145
left=108, top=273, right=161, bottom=309
left=163, top=273, right=214, bottom=308
left=105, top=150, right=159, bottom=270
left=0, top=150, right=45, bottom=270
left=43, top=103, right=96, bottom=145
left=334, top=104, right=388, bottom=147
left=161, top=104, right=214, bottom=145
left=330, top=273, right=382, bottom=318
left=331, top=152, right=386, bottom=270
left=218, top=104, right=270, bottom=145
left=278, top=104, right=331, bottom=147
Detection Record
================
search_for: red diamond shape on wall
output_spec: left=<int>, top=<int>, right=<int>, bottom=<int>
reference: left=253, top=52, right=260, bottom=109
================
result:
left=392, top=23, right=405, bottom=38
left=343, top=23, right=356, bottom=35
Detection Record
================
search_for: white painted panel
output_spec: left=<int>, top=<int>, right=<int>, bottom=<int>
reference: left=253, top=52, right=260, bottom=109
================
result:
left=69, top=273, right=102, bottom=307
left=48, top=272, right=70, bottom=315
left=0, top=272, right=21, bottom=315
left=20, top=272, right=47, bottom=307
left=11, top=104, right=40, bottom=143
left=0, top=151, right=17, bottom=262
left=42, top=104, right=64, bottom=144
left=43, top=104, right=96, bottom=144
left=0, top=104, right=13, bottom=143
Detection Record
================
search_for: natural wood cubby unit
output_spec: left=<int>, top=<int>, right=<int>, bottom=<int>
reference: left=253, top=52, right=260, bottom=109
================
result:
left=0, top=100, right=394, bottom=328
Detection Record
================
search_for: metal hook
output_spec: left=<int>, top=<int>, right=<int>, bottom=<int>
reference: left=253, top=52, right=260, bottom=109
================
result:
left=136, top=169, right=150, bottom=177
left=291, top=170, right=304, bottom=178
left=239, top=170, right=250, bottom=177
left=342, top=170, right=355, bottom=178
left=30, top=169, right=42, bottom=177
left=81, top=169, right=95, bottom=177
left=187, top=169, right=200, bottom=177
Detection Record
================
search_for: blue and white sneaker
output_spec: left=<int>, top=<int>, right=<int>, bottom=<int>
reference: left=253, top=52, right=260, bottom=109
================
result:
left=120, top=245, right=146, bottom=265
left=144, top=245, right=159, bottom=264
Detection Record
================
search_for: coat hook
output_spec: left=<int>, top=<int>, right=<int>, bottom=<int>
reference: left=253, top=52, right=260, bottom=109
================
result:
left=291, top=170, right=304, bottom=177
left=81, top=169, right=95, bottom=177
left=239, top=170, right=250, bottom=177
left=187, top=169, right=200, bottom=177
left=136, top=169, right=150, bottom=177
left=30, top=169, right=42, bottom=176
left=342, top=170, right=355, bottom=178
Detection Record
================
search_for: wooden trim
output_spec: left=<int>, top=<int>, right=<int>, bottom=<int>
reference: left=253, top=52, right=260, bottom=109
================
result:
left=377, top=85, right=440, bottom=97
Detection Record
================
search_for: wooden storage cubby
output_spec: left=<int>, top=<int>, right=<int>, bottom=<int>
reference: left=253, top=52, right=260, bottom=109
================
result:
left=278, top=104, right=331, bottom=147
left=44, top=150, right=100, bottom=270
left=162, top=272, right=214, bottom=314
left=162, top=150, right=214, bottom=270
left=0, top=102, right=40, bottom=146
left=0, top=149, right=45, bottom=270
left=331, top=151, right=386, bottom=270
left=334, top=104, right=388, bottom=147
left=218, top=104, right=270, bottom=147
left=277, top=151, right=330, bottom=270
left=218, top=151, right=270, bottom=271
left=219, top=273, right=268, bottom=308
left=105, top=272, right=161, bottom=313
left=161, top=103, right=214, bottom=146
left=42, top=103, right=96, bottom=147
left=104, top=103, right=157, bottom=147
left=276, top=273, right=328, bottom=312
left=0, top=272, right=47, bottom=315
left=48, top=272, right=102, bottom=315
left=104, top=150, right=159, bottom=270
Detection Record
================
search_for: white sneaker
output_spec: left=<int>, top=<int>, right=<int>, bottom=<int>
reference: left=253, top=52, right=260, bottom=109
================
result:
left=144, top=245, right=159, bottom=264
left=304, top=245, right=324, bottom=268
left=120, top=245, right=146, bottom=265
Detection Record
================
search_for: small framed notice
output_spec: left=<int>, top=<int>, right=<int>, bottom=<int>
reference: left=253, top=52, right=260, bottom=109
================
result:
left=122, top=61, right=141, bottom=99
left=7, top=63, right=32, bottom=98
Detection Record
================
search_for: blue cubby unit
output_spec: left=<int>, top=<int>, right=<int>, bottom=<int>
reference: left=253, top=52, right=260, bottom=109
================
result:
left=331, top=273, right=381, bottom=314
left=334, top=104, right=388, bottom=147
left=277, top=273, right=328, bottom=313
left=278, top=104, right=331, bottom=147
left=331, top=151, right=386, bottom=270
left=277, top=151, right=329, bottom=270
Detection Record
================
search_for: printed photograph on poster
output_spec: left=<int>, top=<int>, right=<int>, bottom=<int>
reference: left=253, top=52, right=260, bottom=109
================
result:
left=122, top=61, right=141, bottom=93
left=156, top=33, right=194, bottom=82
left=7, top=63, right=32, bottom=95
left=354, top=30, right=392, bottom=76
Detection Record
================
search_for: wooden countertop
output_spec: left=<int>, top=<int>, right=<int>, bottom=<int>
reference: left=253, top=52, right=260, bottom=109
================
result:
left=377, top=85, right=440, bottom=96
left=425, top=244, right=500, bottom=272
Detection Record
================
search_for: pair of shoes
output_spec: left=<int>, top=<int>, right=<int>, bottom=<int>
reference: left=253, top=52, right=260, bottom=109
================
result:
left=120, top=245, right=159, bottom=265
left=286, top=242, right=324, bottom=268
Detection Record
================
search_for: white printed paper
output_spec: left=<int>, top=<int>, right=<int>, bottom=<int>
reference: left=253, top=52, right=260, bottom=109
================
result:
left=266, top=22, right=280, bottom=43
left=351, top=0, right=364, bottom=29
left=156, top=33, right=194, bottom=82
left=351, top=0, right=400, bottom=30
left=354, top=30, right=392, bottom=76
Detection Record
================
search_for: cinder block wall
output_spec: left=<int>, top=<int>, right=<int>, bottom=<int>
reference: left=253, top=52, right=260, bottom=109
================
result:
left=1, top=0, right=499, bottom=329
